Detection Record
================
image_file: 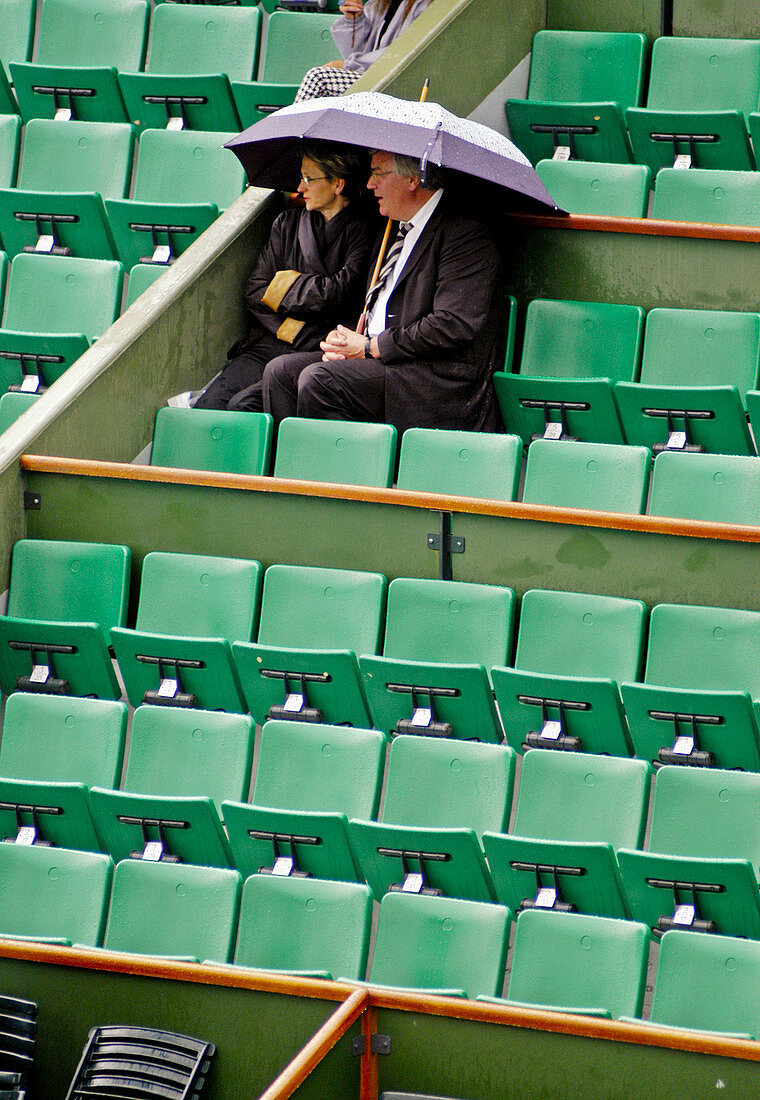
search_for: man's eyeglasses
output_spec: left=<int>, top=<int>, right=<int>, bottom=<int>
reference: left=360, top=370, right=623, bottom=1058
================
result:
left=368, top=167, right=395, bottom=180
left=299, top=174, right=328, bottom=184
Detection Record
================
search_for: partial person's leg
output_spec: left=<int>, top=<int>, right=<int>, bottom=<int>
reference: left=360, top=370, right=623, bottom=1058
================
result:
left=294, top=66, right=362, bottom=102
left=297, top=357, right=385, bottom=422
left=263, top=351, right=323, bottom=425
left=227, top=382, right=264, bottom=412
left=193, top=353, right=264, bottom=410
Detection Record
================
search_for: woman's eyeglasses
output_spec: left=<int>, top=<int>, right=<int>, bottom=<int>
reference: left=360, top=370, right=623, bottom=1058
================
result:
left=299, top=174, right=329, bottom=184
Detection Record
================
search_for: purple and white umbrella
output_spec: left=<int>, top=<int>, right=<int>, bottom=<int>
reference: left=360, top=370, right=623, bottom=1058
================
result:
left=226, top=91, right=561, bottom=212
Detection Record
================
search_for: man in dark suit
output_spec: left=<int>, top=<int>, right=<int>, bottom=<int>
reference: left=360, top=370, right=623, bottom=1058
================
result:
left=262, top=149, right=504, bottom=435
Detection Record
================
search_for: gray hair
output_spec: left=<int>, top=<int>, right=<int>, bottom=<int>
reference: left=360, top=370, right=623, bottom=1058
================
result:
left=384, top=152, right=446, bottom=191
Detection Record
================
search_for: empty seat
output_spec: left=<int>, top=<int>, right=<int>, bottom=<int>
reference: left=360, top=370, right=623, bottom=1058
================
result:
left=0, top=115, right=20, bottom=189
left=493, top=588, right=646, bottom=757
left=0, top=538, right=130, bottom=699
left=652, top=167, right=760, bottom=227
left=395, top=427, right=522, bottom=501
left=483, top=749, right=651, bottom=920
left=124, top=261, right=165, bottom=308
left=493, top=298, right=644, bottom=445
left=649, top=451, right=760, bottom=523
left=0, top=391, right=38, bottom=433
left=616, top=307, right=760, bottom=455
left=273, top=416, right=397, bottom=487
left=535, top=160, right=652, bottom=217
left=505, top=30, right=647, bottom=164
left=0, top=0, right=37, bottom=80
left=360, top=577, right=515, bottom=743
left=150, top=407, right=273, bottom=476
left=522, top=440, right=651, bottom=514
left=0, top=993, right=37, bottom=1098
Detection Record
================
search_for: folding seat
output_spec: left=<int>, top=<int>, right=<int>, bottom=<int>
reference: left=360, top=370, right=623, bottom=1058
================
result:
left=10, top=0, right=150, bottom=123
left=521, top=439, right=651, bottom=514
left=740, top=389, right=760, bottom=451
left=232, top=12, right=338, bottom=127
left=0, top=116, right=20, bottom=189
left=0, top=995, right=37, bottom=1099
left=65, top=1026, right=215, bottom=1100
left=615, top=308, right=760, bottom=455
left=395, top=427, right=522, bottom=501
left=232, top=564, right=386, bottom=728
left=0, top=0, right=37, bottom=79
left=0, top=538, right=130, bottom=700
left=492, top=588, right=647, bottom=757
left=0, top=119, right=134, bottom=261
left=651, top=167, right=760, bottom=227
left=110, top=551, right=262, bottom=712
left=535, top=160, right=652, bottom=218
left=0, top=252, right=124, bottom=394
left=626, top=37, right=760, bottom=175
left=232, top=875, right=372, bottom=979
left=648, top=452, right=760, bottom=523
left=349, top=737, right=514, bottom=903
left=222, top=718, right=385, bottom=881
left=104, top=128, right=246, bottom=268
left=617, top=766, right=760, bottom=938
left=505, top=30, right=647, bottom=165
left=124, top=261, right=164, bottom=309
left=478, top=909, right=650, bottom=1019
left=150, top=407, right=273, bottom=476
left=620, top=602, right=760, bottom=771
left=359, top=577, right=515, bottom=743
left=273, top=417, right=397, bottom=488
left=492, top=299, right=645, bottom=445
left=0, top=392, right=38, bottom=433
left=89, top=704, right=254, bottom=868
left=366, top=892, right=511, bottom=998
left=118, top=5, right=261, bottom=133
left=483, top=750, right=651, bottom=919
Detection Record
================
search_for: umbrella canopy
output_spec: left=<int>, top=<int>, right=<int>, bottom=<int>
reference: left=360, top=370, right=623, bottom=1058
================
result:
left=225, top=91, right=562, bottom=212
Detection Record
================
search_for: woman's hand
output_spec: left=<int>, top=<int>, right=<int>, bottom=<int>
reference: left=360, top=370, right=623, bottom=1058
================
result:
left=339, top=0, right=364, bottom=15
left=324, top=59, right=345, bottom=68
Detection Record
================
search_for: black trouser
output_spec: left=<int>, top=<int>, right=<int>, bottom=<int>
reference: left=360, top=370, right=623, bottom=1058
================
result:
left=262, top=352, right=386, bottom=426
left=193, top=352, right=265, bottom=411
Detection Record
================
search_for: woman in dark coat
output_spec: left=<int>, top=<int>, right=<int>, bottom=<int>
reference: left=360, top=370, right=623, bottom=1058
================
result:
left=193, top=141, right=372, bottom=412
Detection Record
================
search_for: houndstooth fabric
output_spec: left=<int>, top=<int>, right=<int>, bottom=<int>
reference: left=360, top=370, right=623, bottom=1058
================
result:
left=294, top=65, right=363, bottom=102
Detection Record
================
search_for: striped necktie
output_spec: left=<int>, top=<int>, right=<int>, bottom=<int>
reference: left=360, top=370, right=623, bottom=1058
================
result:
left=364, top=221, right=410, bottom=319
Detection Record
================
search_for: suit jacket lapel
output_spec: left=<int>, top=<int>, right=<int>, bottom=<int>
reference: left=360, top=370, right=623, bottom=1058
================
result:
left=390, top=202, right=445, bottom=293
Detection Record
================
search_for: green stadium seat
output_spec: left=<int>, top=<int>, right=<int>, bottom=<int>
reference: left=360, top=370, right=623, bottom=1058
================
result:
left=104, top=128, right=246, bottom=268
left=232, top=875, right=372, bottom=979
left=349, top=737, right=514, bottom=902
left=125, top=261, right=166, bottom=309
left=483, top=750, right=651, bottom=920
left=102, top=859, right=241, bottom=962
left=150, top=407, right=273, bottom=476
left=396, top=427, right=522, bottom=501
left=740, top=390, right=760, bottom=454
left=10, top=0, right=150, bottom=123
left=0, top=0, right=37, bottom=81
left=111, top=551, right=262, bottom=712
left=366, top=893, right=511, bottom=998
left=649, top=452, right=760, bottom=523
left=615, top=308, right=760, bottom=455
left=232, top=564, right=386, bottom=728
left=620, top=602, right=760, bottom=771
left=626, top=37, right=760, bottom=175
left=273, top=417, right=397, bottom=487
left=223, top=718, right=385, bottom=882
left=118, top=5, right=262, bottom=133
left=535, top=160, right=651, bottom=217
left=522, top=440, right=651, bottom=513
left=0, top=119, right=134, bottom=260
left=0, top=391, right=39, bottom=433
left=493, top=588, right=646, bottom=757
left=0, top=538, right=130, bottom=700
left=360, top=577, right=515, bottom=743
left=493, top=299, right=645, bottom=445
left=618, top=766, right=760, bottom=939
left=0, top=252, right=124, bottom=393
left=652, top=167, right=760, bottom=227
left=505, top=30, right=647, bottom=164
left=0, top=115, right=20, bottom=188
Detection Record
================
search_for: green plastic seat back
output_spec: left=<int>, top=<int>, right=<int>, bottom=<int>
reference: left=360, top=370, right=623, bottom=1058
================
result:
left=653, top=168, right=760, bottom=227
left=0, top=693, right=127, bottom=787
left=522, top=440, right=650, bottom=514
left=233, top=876, right=372, bottom=979
left=513, top=749, right=651, bottom=849
left=0, top=844, right=112, bottom=946
left=146, top=5, right=261, bottom=80
left=380, top=738, right=515, bottom=835
left=0, top=0, right=37, bottom=78
left=369, top=893, right=511, bottom=998
left=124, top=705, right=255, bottom=809
left=0, top=115, right=20, bottom=188
left=647, top=766, right=760, bottom=864
left=104, top=860, right=241, bottom=962
left=151, top=407, right=273, bottom=476
left=519, top=299, right=645, bottom=383
left=381, top=578, right=515, bottom=666
left=0, top=392, right=38, bottom=433
left=256, top=564, right=386, bottom=653
left=640, top=308, right=760, bottom=394
left=396, top=428, right=522, bottom=501
left=507, top=909, right=650, bottom=1018
left=133, top=551, right=262, bottom=641
left=252, top=720, right=385, bottom=818
left=649, top=451, right=760, bottom=524
left=645, top=37, right=760, bottom=114
left=36, top=0, right=149, bottom=68
left=644, top=602, right=760, bottom=695
left=231, top=82, right=300, bottom=128
left=261, top=13, right=338, bottom=83
left=526, top=30, right=647, bottom=108
left=131, top=128, right=245, bottom=208
left=513, top=588, right=647, bottom=682
left=16, top=119, right=134, bottom=197
left=125, top=262, right=164, bottom=308
left=2, top=254, right=123, bottom=339
left=273, top=417, right=397, bottom=488
left=535, top=160, right=651, bottom=217
left=7, top=538, right=131, bottom=644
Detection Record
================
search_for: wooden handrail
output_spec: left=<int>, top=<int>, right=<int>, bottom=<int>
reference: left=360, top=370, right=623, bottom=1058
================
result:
left=507, top=210, right=760, bottom=244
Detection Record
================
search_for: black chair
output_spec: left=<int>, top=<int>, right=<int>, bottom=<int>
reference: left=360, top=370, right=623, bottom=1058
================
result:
left=65, top=1026, right=214, bottom=1100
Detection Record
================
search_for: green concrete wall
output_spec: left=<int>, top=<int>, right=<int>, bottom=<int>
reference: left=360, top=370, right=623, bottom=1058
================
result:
left=547, top=0, right=663, bottom=37
left=672, top=0, right=760, bottom=37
